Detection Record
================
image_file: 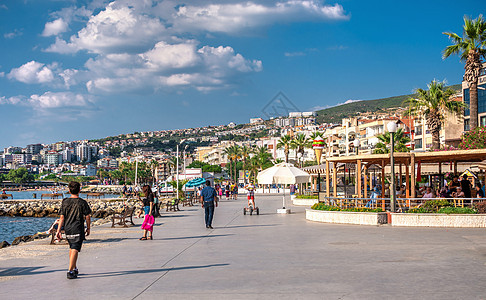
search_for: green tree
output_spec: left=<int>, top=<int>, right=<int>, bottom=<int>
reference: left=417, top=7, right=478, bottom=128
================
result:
left=373, top=128, right=411, bottom=154
left=223, top=145, right=241, bottom=182
left=254, top=146, right=273, bottom=171
left=290, top=133, right=312, bottom=165
left=443, top=14, right=486, bottom=130
left=407, top=80, right=466, bottom=150
left=7, top=168, right=34, bottom=185
left=277, top=134, right=292, bottom=163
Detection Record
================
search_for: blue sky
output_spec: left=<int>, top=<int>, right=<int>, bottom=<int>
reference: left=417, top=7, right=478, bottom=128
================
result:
left=0, top=0, right=483, bottom=149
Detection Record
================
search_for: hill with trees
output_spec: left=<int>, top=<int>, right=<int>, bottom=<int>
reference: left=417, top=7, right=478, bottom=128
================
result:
left=315, top=84, right=461, bottom=124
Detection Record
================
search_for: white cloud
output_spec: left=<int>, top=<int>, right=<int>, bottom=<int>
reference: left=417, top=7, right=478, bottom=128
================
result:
left=170, top=1, right=348, bottom=34
left=141, top=41, right=199, bottom=69
left=8, top=61, right=55, bottom=84
left=285, top=51, right=305, bottom=57
left=28, top=92, right=92, bottom=108
left=42, top=18, right=69, bottom=36
left=4, top=29, right=22, bottom=39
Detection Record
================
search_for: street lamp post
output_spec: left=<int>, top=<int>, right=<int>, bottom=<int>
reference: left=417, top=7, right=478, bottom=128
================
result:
left=176, top=139, right=186, bottom=199
left=387, top=121, right=397, bottom=212
left=183, top=144, right=188, bottom=197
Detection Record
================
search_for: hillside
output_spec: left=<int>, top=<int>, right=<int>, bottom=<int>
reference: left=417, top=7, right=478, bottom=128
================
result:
left=315, top=84, right=461, bottom=124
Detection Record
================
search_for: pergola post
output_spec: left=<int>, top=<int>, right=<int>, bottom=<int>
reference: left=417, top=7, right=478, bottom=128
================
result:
left=326, top=160, right=330, bottom=197
left=439, top=162, right=442, bottom=188
left=454, top=161, right=457, bottom=175
left=381, top=159, right=386, bottom=211
left=411, top=154, right=416, bottom=198
left=357, top=159, right=362, bottom=198
left=405, top=158, right=410, bottom=198
left=333, top=163, right=337, bottom=197
left=399, top=163, right=402, bottom=187
left=364, top=164, right=368, bottom=199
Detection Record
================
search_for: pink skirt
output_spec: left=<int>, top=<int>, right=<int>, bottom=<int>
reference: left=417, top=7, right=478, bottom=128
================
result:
left=141, top=215, right=155, bottom=232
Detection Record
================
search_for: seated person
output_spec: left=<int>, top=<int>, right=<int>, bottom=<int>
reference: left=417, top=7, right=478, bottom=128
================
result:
left=452, top=187, right=465, bottom=198
left=476, top=184, right=484, bottom=198
left=46, top=218, right=61, bottom=234
left=439, top=186, right=449, bottom=198
left=422, top=187, right=435, bottom=198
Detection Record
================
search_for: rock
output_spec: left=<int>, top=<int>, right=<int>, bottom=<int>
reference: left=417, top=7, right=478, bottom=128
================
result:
left=32, top=232, right=50, bottom=240
left=12, top=235, right=34, bottom=245
left=0, top=241, right=10, bottom=249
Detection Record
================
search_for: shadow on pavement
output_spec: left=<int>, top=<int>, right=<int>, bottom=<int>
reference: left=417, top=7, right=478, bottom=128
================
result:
left=160, top=234, right=234, bottom=240
left=85, top=237, right=137, bottom=243
left=0, top=266, right=63, bottom=277
left=82, top=263, right=230, bottom=278
left=159, top=215, right=189, bottom=218
left=222, top=224, right=279, bottom=229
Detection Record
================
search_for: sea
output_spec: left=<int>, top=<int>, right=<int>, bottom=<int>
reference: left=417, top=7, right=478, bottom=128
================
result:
left=0, top=190, right=119, bottom=244
left=0, top=216, right=57, bottom=244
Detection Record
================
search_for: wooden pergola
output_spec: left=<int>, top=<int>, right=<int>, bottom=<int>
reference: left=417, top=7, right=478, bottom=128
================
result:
left=323, top=149, right=486, bottom=199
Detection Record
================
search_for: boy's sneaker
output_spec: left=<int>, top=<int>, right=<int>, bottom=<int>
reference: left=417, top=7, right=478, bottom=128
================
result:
left=73, top=268, right=79, bottom=275
left=67, top=271, right=77, bottom=279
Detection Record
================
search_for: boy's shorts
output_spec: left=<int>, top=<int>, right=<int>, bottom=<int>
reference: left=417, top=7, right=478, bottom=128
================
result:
left=66, top=234, right=84, bottom=252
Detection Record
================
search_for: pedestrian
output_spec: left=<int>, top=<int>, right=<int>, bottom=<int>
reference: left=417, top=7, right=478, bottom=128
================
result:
left=475, top=184, right=484, bottom=198
left=200, top=180, right=218, bottom=229
left=460, top=174, right=472, bottom=198
left=139, top=185, right=154, bottom=240
left=56, top=181, right=92, bottom=280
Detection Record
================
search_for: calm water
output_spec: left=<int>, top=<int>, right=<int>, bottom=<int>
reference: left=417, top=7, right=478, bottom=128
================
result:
left=0, top=216, right=57, bottom=244
left=3, top=190, right=120, bottom=200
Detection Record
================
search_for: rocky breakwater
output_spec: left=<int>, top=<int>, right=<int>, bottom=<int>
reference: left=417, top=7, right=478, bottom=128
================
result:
left=0, top=199, right=143, bottom=218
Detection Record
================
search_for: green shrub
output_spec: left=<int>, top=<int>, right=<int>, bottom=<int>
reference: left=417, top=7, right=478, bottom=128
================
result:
left=437, top=207, right=476, bottom=214
left=295, top=194, right=318, bottom=199
left=311, top=203, right=383, bottom=213
left=420, top=199, right=452, bottom=213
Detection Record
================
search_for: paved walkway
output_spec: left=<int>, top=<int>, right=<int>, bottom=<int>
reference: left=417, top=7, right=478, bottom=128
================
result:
left=1, top=195, right=486, bottom=299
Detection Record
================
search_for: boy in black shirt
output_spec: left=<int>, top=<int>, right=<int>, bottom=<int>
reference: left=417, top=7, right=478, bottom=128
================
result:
left=57, top=181, right=92, bottom=279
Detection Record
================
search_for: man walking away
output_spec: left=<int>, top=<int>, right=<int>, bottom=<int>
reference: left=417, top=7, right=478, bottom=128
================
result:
left=57, top=181, right=92, bottom=279
left=200, top=180, right=218, bottom=229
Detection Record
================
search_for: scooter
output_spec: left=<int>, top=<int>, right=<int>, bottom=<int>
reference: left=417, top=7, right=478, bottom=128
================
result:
left=243, top=204, right=259, bottom=215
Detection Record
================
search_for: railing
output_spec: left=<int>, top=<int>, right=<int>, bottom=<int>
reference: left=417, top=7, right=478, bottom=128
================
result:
left=318, top=196, right=483, bottom=212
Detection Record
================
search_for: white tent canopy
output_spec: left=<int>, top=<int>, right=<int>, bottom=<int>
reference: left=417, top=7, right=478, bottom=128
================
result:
left=257, top=163, right=310, bottom=212
left=257, top=162, right=310, bottom=185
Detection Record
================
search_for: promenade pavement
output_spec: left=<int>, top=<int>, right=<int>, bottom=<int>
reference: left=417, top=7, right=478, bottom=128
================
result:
left=1, top=194, right=486, bottom=299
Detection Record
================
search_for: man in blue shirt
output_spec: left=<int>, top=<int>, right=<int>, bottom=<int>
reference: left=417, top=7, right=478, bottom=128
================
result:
left=200, top=180, right=218, bottom=229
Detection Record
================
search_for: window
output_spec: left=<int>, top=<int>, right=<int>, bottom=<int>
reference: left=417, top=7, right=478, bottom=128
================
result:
left=415, top=126, right=422, bottom=135
left=414, top=139, right=422, bottom=149
left=463, top=86, right=486, bottom=116
left=464, top=119, right=470, bottom=131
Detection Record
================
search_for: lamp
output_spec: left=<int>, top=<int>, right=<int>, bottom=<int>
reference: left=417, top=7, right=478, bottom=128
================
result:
left=387, top=121, right=397, bottom=212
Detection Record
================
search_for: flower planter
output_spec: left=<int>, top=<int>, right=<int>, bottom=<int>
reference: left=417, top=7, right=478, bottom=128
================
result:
left=390, top=213, right=486, bottom=227
left=293, top=198, right=319, bottom=206
left=306, top=209, right=387, bottom=225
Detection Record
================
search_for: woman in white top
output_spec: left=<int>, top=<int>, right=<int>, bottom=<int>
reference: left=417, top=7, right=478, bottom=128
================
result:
left=422, top=187, right=435, bottom=198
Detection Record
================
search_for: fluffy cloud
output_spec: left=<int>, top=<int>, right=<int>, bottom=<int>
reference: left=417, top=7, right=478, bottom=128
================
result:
left=169, top=1, right=348, bottom=34
left=46, top=2, right=166, bottom=54
left=42, top=18, right=69, bottom=36
left=28, top=92, right=92, bottom=108
left=85, top=42, right=262, bottom=93
left=8, top=61, right=55, bottom=84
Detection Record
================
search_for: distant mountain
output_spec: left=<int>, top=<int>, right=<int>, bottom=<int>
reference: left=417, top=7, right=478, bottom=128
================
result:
left=315, top=84, right=462, bottom=124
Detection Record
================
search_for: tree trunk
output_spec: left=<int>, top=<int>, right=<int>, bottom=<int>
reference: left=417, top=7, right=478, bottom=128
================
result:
left=431, top=129, right=440, bottom=150
left=469, top=82, right=479, bottom=130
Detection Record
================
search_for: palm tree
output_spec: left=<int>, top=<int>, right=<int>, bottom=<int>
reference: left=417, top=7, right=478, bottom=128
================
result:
left=223, top=145, right=241, bottom=182
left=254, top=146, right=273, bottom=171
left=240, top=145, right=253, bottom=184
left=373, top=128, right=411, bottom=154
left=310, top=131, right=324, bottom=140
left=277, top=134, right=292, bottom=163
left=290, top=133, right=312, bottom=166
left=443, top=14, right=486, bottom=130
left=407, top=80, right=466, bottom=150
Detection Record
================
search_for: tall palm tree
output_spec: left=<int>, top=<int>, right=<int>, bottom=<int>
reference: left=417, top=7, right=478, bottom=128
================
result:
left=254, top=146, right=273, bottom=171
left=277, top=134, right=292, bottom=163
left=373, top=128, right=411, bottom=154
left=240, top=145, right=253, bottom=184
left=223, top=145, right=241, bottom=182
left=290, top=133, right=312, bottom=166
left=310, top=131, right=324, bottom=140
left=407, top=80, right=466, bottom=150
left=443, top=14, right=486, bottom=130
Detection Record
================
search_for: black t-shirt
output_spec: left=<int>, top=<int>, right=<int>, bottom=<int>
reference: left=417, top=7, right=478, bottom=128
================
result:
left=60, top=197, right=92, bottom=236
left=142, top=194, right=154, bottom=207
left=461, top=180, right=471, bottom=197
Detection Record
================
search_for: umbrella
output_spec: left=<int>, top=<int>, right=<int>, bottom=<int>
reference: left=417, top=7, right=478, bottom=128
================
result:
left=184, top=177, right=206, bottom=187
left=257, top=162, right=310, bottom=212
